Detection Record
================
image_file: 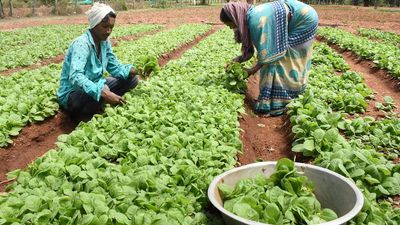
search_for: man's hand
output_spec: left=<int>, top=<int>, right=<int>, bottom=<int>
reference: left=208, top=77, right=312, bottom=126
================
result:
left=129, top=68, right=138, bottom=77
left=101, top=85, right=125, bottom=105
left=232, top=56, right=242, bottom=63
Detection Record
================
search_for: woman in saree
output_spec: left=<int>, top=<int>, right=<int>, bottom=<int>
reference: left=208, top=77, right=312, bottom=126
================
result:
left=220, top=0, right=318, bottom=116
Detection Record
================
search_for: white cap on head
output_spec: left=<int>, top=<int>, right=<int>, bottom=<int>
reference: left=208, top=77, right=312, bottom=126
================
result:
left=86, top=3, right=115, bottom=29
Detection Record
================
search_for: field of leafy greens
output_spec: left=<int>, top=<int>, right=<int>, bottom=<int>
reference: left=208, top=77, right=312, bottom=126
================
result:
left=357, top=28, right=400, bottom=47
left=1, top=18, right=399, bottom=225
left=0, top=64, right=61, bottom=147
left=0, top=24, right=212, bottom=148
left=318, top=27, right=400, bottom=78
left=0, top=24, right=161, bottom=72
left=288, top=41, right=400, bottom=224
left=114, top=24, right=211, bottom=64
left=0, top=28, right=245, bottom=225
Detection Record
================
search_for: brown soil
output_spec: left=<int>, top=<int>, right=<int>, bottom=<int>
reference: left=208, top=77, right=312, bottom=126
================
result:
left=1, top=5, right=400, bottom=33
left=315, top=5, right=400, bottom=33
left=0, top=7, right=221, bottom=30
left=0, top=24, right=219, bottom=192
left=394, top=196, right=400, bottom=208
left=238, top=73, right=294, bottom=166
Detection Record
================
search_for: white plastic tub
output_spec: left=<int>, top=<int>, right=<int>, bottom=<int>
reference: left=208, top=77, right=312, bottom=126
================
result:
left=208, top=162, right=364, bottom=225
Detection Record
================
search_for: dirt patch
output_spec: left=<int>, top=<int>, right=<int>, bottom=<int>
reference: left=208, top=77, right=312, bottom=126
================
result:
left=393, top=195, right=400, bottom=209
left=238, top=73, right=294, bottom=166
left=315, top=5, right=400, bottom=33
left=1, top=5, right=400, bottom=34
left=0, top=7, right=222, bottom=31
left=0, top=112, right=76, bottom=191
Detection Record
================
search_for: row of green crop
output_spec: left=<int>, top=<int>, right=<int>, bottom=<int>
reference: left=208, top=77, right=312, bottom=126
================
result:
left=0, top=24, right=212, bottom=148
left=0, top=24, right=161, bottom=72
left=318, top=27, right=400, bottom=78
left=0, top=28, right=242, bottom=225
left=0, top=25, right=90, bottom=51
left=288, top=42, right=400, bottom=224
left=114, top=24, right=211, bottom=63
left=357, top=28, right=400, bottom=47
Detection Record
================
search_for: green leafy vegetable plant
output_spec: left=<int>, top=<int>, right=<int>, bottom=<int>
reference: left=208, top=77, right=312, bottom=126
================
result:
left=135, top=55, right=160, bottom=78
left=224, top=62, right=249, bottom=93
left=318, top=27, right=400, bottom=78
left=375, top=96, right=397, bottom=112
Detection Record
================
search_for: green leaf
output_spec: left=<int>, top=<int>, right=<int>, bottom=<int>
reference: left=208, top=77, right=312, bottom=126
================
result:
left=313, top=129, right=325, bottom=142
left=319, top=208, right=338, bottom=221
left=264, top=203, right=281, bottom=223
left=218, top=183, right=234, bottom=200
left=34, top=209, right=52, bottom=225
left=232, top=203, right=259, bottom=221
left=292, top=144, right=304, bottom=152
left=25, top=196, right=42, bottom=212
left=113, top=212, right=130, bottom=224
left=303, top=140, right=315, bottom=151
left=350, top=169, right=365, bottom=178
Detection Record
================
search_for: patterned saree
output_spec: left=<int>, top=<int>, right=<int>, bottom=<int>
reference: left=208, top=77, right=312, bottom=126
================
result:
left=247, top=0, right=318, bottom=115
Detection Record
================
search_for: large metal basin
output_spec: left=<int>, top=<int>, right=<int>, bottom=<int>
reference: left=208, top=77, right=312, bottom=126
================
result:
left=208, top=162, right=364, bottom=225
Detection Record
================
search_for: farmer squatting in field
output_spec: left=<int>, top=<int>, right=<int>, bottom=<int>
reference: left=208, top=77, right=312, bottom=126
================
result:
left=57, top=3, right=139, bottom=122
left=221, top=0, right=318, bottom=116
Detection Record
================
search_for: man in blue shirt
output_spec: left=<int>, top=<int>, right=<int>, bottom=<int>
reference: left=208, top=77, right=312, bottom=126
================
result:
left=58, top=3, right=138, bottom=122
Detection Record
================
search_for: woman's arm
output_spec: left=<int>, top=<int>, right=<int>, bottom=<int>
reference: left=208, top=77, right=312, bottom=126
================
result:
left=246, top=62, right=263, bottom=75
left=233, top=45, right=255, bottom=63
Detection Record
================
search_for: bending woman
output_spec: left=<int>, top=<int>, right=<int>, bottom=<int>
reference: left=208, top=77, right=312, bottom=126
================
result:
left=220, top=0, right=318, bottom=116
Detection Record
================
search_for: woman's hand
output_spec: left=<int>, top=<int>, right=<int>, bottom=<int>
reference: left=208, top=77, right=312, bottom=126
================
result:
left=101, top=85, right=125, bottom=105
left=245, top=63, right=263, bottom=76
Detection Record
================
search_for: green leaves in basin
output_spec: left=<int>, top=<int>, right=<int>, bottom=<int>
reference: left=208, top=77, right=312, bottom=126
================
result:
left=218, top=158, right=338, bottom=225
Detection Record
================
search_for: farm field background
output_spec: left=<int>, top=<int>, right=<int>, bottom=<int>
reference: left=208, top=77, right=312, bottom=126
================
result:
left=0, top=3, right=399, bottom=225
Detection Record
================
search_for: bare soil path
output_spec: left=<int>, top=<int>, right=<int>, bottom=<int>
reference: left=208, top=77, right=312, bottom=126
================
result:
left=0, top=7, right=222, bottom=30
left=238, top=74, right=294, bottom=166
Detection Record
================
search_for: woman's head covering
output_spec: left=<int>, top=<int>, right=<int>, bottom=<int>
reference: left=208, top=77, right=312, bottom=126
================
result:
left=220, top=8, right=233, bottom=23
left=86, top=3, right=115, bottom=29
left=222, top=2, right=253, bottom=62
